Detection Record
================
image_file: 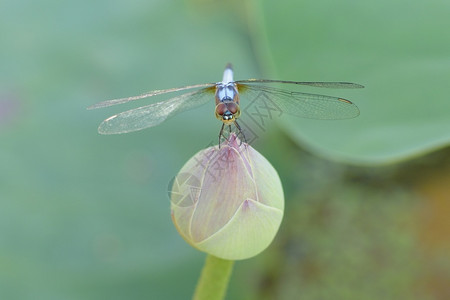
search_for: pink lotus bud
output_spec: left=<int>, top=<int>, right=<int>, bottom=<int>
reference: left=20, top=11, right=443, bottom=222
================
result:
left=170, top=134, right=284, bottom=260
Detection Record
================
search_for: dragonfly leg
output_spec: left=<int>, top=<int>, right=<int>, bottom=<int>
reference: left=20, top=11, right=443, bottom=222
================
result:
left=234, top=120, right=247, bottom=145
left=218, top=123, right=225, bottom=148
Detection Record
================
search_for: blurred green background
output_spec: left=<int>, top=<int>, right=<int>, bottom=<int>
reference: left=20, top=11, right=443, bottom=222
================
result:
left=1, top=0, right=449, bottom=299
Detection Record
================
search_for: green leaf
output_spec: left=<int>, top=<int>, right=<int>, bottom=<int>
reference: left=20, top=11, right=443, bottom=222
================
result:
left=257, top=0, right=450, bottom=165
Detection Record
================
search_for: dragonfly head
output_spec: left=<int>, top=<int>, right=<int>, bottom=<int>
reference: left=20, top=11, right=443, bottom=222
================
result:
left=215, top=101, right=241, bottom=125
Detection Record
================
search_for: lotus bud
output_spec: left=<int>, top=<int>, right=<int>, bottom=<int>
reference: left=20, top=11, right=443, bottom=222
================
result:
left=170, top=134, right=284, bottom=260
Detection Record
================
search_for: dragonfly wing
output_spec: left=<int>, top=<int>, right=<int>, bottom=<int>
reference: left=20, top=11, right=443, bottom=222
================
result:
left=236, top=79, right=364, bottom=89
left=98, top=88, right=215, bottom=134
left=88, top=83, right=215, bottom=109
left=239, top=84, right=360, bottom=120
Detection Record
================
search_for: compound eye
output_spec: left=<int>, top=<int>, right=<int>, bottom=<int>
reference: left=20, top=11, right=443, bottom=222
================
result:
left=215, top=103, right=227, bottom=116
left=225, top=102, right=238, bottom=114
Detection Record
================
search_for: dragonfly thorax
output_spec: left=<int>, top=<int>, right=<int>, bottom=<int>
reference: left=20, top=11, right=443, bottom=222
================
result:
left=215, top=83, right=239, bottom=102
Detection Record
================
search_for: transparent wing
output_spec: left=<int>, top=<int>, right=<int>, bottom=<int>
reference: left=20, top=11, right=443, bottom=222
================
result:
left=236, top=79, right=364, bottom=89
left=87, top=83, right=215, bottom=109
left=98, top=88, right=215, bottom=134
left=238, top=84, right=360, bottom=120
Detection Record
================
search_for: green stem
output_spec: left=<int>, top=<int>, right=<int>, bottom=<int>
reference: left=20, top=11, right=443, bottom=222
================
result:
left=193, top=255, right=235, bottom=300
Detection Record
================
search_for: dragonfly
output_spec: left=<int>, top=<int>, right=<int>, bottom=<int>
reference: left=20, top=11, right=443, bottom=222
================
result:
left=88, top=63, right=363, bottom=144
